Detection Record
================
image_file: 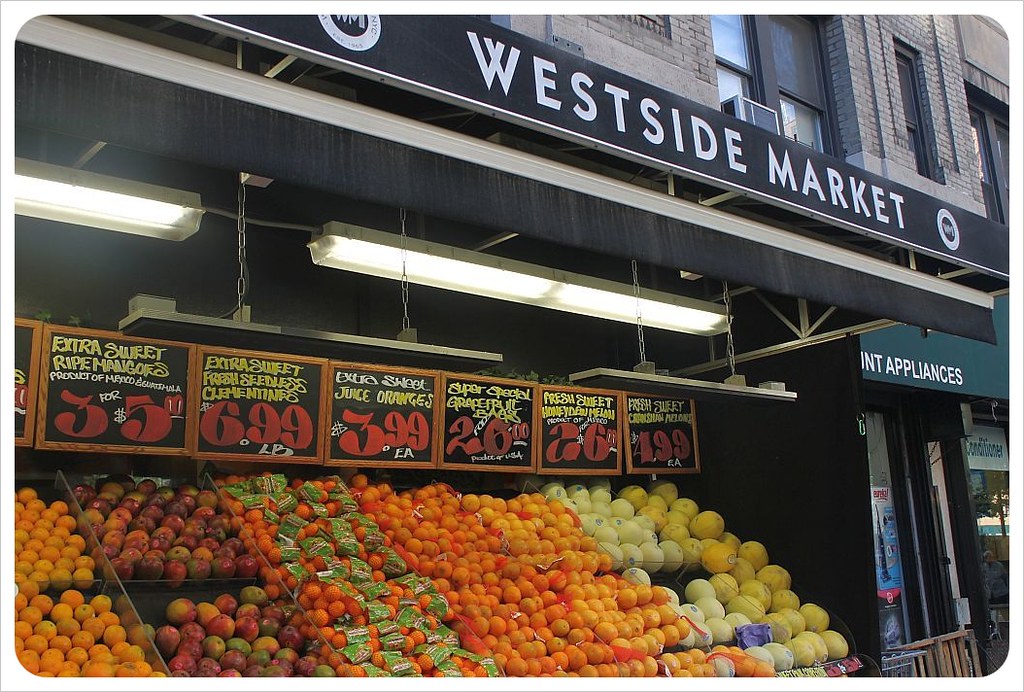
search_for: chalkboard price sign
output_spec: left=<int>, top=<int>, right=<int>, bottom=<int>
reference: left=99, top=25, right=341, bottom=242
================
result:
left=439, top=374, right=537, bottom=473
left=14, top=319, right=42, bottom=446
left=36, top=325, right=195, bottom=454
left=623, top=394, right=700, bottom=474
left=327, top=362, right=440, bottom=469
left=192, top=346, right=329, bottom=463
left=537, top=386, right=622, bottom=475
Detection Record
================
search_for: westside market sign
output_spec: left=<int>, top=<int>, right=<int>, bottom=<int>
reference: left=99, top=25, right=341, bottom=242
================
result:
left=197, top=14, right=1008, bottom=278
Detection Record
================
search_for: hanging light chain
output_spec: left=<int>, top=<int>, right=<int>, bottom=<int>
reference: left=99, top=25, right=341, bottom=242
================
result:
left=400, top=208, right=411, bottom=331
left=632, top=259, right=647, bottom=365
left=723, top=280, right=736, bottom=377
left=236, top=179, right=247, bottom=311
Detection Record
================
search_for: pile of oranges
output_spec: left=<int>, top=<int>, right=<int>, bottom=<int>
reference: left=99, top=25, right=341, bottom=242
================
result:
left=358, top=480, right=701, bottom=677
left=14, top=588, right=161, bottom=677
left=14, top=487, right=95, bottom=600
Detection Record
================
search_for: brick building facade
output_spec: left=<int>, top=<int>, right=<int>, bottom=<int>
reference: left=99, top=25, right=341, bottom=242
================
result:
left=503, top=13, right=1008, bottom=221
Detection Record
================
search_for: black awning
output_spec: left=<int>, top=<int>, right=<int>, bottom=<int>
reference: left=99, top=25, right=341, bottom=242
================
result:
left=14, top=44, right=997, bottom=343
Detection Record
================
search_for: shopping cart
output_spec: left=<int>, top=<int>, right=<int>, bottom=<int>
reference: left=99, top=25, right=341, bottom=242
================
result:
left=880, top=650, right=928, bottom=677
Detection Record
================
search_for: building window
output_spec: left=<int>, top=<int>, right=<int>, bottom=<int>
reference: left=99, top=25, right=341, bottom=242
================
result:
left=711, top=15, right=752, bottom=104
left=895, top=46, right=931, bottom=178
left=711, top=15, right=830, bottom=153
left=970, top=105, right=1009, bottom=224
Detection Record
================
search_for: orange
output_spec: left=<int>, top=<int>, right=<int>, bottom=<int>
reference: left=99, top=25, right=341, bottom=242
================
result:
left=19, top=606, right=43, bottom=627
left=66, top=647, right=89, bottom=667
left=24, top=634, right=49, bottom=655
left=72, top=567, right=94, bottom=590
left=18, top=650, right=40, bottom=674
left=98, top=611, right=120, bottom=628
left=49, top=635, right=73, bottom=655
left=70, top=630, right=95, bottom=650
left=73, top=604, right=95, bottom=622
left=82, top=660, right=115, bottom=677
left=17, top=487, right=38, bottom=503
left=55, top=618, right=81, bottom=638
left=15, top=621, right=33, bottom=641
left=33, top=620, right=58, bottom=641
left=89, top=594, right=112, bottom=614
left=82, top=617, right=106, bottom=640
left=59, top=590, right=85, bottom=608
left=50, top=603, right=74, bottom=622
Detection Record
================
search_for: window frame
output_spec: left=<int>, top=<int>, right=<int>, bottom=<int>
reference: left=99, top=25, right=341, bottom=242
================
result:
left=894, top=44, right=933, bottom=179
left=711, top=15, right=835, bottom=154
left=969, top=102, right=1009, bottom=225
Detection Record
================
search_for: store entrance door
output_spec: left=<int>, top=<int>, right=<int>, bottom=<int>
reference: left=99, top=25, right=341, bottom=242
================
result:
left=929, top=443, right=970, bottom=628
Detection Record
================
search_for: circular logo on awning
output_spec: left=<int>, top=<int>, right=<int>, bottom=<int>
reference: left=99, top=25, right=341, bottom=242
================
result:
left=936, top=209, right=960, bottom=251
left=318, top=14, right=381, bottom=51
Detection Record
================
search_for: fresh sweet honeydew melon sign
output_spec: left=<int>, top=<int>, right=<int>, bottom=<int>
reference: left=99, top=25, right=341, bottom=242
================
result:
left=623, top=394, right=700, bottom=474
left=327, top=362, right=441, bottom=469
left=35, top=325, right=195, bottom=454
left=537, top=385, right=622, bottom=475
left=438, top=373, right=537, bottom=473
left=192, top=345, right=329, bottom=463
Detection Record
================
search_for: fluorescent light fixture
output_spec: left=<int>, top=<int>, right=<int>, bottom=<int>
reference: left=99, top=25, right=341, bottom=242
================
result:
left=14, top=158, right=204, bottom=241
left=309, top=222, right=728, bottom=336
left=569, top=367, right=798, bottom=404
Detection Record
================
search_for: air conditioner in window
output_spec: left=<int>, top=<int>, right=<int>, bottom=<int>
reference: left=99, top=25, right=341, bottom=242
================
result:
left=721, top=95, right=780, bottom=135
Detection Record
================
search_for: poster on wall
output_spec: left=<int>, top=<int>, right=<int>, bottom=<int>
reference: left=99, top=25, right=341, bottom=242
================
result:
left=871, top=486, right=908, bottom=649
